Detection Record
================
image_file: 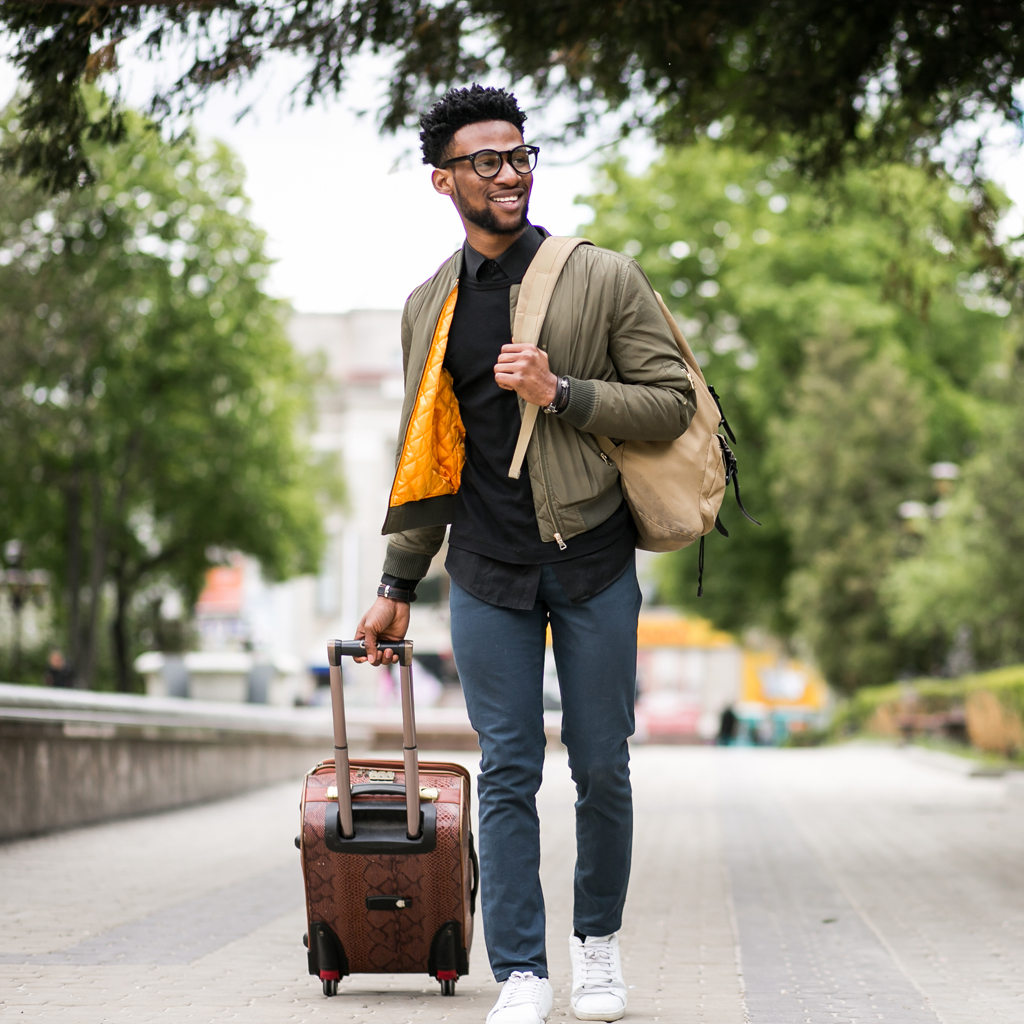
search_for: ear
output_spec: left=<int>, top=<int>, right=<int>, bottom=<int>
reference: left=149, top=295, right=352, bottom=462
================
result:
left=431, top=167, right=454, bottom=196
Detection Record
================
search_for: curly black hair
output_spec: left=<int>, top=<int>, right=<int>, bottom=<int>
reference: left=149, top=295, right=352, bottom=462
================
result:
left=419, top=85, right=527, bottom=167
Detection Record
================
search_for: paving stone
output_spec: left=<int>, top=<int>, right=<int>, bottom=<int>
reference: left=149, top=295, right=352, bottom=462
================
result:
left=2, top=745, right=1023, bottom=1022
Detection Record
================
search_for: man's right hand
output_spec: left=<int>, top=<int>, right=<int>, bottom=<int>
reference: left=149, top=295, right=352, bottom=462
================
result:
left=354, top=597, right=410, bottom=665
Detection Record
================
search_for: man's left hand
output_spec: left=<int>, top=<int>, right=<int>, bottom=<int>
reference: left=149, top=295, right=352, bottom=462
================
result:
left=495, top=344, right=558, bottom=406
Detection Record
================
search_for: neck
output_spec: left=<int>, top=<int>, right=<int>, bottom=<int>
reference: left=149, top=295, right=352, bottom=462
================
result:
left=463, top=222, right=529, bottom=259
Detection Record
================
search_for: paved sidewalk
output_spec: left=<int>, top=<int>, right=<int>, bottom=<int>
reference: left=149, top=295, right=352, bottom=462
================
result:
left=1, top=745, right=1023, bottom=1022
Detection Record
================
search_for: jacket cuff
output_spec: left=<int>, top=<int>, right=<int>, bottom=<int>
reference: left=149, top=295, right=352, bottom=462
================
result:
left=382, top=544, right=434, bottom=581
left=381, top=573, right=419, bottom=593
left=559, top=376, right=597, bottom=430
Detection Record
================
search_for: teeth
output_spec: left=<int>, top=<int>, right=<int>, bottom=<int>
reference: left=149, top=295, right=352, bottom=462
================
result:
left=492, top=196, right=519, bottom=204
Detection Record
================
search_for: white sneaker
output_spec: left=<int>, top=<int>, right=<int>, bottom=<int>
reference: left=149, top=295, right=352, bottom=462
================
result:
left=486, top=971, right=553, bottom=1024
left=569, top=933, right=627, bottom=1022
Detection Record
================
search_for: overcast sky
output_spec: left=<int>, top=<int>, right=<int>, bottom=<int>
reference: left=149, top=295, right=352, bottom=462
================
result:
left=1, top=53, right=1021, bottom=314
left=182, top=68, right=632, bottom=313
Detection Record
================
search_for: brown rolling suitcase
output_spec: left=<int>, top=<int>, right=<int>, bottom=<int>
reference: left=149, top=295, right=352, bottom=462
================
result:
left=298, top=639, right=477, bottom=997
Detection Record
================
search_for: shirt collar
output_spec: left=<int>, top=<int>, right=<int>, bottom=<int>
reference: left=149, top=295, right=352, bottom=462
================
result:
left=462, top=224, right=548, bottom=282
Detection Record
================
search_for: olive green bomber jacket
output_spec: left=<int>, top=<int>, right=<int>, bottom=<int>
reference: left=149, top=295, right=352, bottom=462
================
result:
left=381, top=242, right=697, bottom=581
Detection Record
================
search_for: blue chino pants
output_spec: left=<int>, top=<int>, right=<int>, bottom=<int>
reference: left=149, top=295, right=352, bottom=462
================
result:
left=449, top=561, right=642, bottom=981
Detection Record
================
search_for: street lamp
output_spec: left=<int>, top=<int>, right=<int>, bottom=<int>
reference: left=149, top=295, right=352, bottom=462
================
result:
left=1, top=540, right=50, bottom=678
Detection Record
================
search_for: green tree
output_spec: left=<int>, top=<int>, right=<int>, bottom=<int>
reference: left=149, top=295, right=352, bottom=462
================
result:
left=884, top=363, right=1024, bottom=670
left=580, top=140, right=1014, bottom=686
left=770, top=335, right=929, bottom=691
left=3, top=2, right=1024, bottom=190
left=0, top=102, right=331, bottom=690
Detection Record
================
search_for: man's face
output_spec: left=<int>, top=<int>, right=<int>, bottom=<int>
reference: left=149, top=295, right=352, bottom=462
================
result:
left=431, top=120, right=532, bottom=235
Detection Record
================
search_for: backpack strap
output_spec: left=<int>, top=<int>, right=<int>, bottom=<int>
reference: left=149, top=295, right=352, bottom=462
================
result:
left=507, top=236, right=591, bottom=480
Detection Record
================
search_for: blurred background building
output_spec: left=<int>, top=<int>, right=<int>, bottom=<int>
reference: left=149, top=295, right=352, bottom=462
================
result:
left=137, top=309, right=455, bottom=707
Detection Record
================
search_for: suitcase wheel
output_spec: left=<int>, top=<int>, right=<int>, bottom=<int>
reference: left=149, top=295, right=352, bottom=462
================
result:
left=322, top=978, right=338, bottom=997
left=440, top=978, right=456, bottom=996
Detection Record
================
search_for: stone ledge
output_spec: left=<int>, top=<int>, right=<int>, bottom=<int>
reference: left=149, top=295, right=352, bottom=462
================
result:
left=0, top=683, right=339, bottom=842
left=0, top=685, right=559, bottom=840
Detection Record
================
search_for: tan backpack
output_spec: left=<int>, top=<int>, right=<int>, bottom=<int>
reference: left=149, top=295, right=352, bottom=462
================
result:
left=508, top=236, right=758, bottom=591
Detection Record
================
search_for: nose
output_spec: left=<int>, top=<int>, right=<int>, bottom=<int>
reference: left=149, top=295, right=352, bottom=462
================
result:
left=493, top=154, right=524, bottom=187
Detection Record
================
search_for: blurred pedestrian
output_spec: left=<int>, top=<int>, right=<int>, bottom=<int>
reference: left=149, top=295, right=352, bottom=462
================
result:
left=355, top=85, right=696, bottom=1024
left=43, top=649, right=72, bottom=688
left=717, top=705, right=738, bottom=745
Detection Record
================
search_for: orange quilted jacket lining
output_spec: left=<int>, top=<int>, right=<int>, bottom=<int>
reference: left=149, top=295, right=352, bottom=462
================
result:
left=389, top=285, right=466, bottom=508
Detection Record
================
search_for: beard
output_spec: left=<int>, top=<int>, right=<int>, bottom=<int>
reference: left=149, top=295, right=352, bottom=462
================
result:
left=452, top=179, right=530, bottom=234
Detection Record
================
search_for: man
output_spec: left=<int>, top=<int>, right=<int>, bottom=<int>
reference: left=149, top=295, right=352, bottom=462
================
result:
left=43, top=649, right=72, bottom=688
left=356, top=85, right=695, bottom=1024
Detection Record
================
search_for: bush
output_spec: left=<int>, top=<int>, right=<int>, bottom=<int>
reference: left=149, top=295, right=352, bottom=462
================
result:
left=829, top=665, right=1024, bottom=759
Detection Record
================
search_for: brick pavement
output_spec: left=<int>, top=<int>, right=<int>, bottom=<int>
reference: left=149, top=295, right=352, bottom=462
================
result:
left=1, top=745, right=1022, bottom=1023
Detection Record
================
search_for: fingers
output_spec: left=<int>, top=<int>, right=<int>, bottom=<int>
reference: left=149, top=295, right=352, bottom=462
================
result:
left=354, top=599, right=406, bottom=665
left=497, top=344, right=547, bottom=364
left=352, top=621, right=371, bottom=663
left=354, top=619, right=387, bottom=666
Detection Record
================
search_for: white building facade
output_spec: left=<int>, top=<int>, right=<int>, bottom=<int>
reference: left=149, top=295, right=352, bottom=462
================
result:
left=232, top=310, right=452, bottom=699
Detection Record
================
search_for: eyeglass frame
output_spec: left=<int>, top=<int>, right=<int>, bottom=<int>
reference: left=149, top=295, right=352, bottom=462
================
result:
left=441, top=145, right=540, bottom=179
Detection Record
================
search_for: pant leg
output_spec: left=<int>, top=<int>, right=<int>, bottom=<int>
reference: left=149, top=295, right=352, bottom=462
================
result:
left=541, top=561, right=642, bottom=937
left=449, top=579, right=550, bottom=981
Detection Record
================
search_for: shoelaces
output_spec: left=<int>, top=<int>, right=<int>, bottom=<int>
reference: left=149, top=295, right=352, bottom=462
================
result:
left=498, top=971, right=547, bottom=1008
left=578, top=943, right=617, bottom=990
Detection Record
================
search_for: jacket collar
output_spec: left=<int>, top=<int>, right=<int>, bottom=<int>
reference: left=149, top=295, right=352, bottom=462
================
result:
left=461, top=224, right=547, bottom=282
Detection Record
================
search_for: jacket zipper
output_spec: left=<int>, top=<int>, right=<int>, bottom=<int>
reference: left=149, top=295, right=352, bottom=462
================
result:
left=531, top=336, right=566, bottom=550
left=526, top=406, right=566, bottom=549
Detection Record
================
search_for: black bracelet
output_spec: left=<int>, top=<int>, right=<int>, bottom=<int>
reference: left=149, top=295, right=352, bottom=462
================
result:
left=544, top=376, right=571, bottom=415
left=555, top=376, right=570, bottom=413
left=377, top=584, right=417, bottom=603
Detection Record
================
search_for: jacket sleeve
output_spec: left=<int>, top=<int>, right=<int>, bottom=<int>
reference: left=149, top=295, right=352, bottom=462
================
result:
left=382, top=527, right=447, bottom=581
left=560, top=259, right=696, bottom=440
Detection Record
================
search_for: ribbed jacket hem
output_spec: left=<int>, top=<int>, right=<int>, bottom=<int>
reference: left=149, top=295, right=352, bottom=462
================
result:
left=560, top=376, right=597, bottom=430
left=382, top=544, right=435, bottom=581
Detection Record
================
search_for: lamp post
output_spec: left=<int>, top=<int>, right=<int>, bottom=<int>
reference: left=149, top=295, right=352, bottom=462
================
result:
left=1, top=540, right=50, bottom=679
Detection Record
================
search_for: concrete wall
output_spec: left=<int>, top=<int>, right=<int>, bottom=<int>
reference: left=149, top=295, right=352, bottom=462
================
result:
left=0, top=684, right=336, bottom=841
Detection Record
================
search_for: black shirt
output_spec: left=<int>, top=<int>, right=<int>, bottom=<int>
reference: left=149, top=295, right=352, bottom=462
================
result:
left=385, top=225, right=635, bottom=610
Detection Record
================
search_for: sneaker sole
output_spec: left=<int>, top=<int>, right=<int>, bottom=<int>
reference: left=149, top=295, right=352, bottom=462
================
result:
left=571, top=1008, right=625, bottom=1022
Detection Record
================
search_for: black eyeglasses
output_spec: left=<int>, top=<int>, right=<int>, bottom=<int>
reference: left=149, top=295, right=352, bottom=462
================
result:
left=442, top=145, right=540, bottom=178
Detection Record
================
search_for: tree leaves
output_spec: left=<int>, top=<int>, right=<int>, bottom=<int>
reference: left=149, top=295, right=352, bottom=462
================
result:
left=0, top=99, right=332, bottom=688
left=587, top=138, right=1018, bottom=687
left=2, top=1, right=1023, bottom=190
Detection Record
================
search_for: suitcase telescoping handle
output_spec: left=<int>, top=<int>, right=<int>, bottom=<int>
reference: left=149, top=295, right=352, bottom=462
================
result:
left=326, top=639, right=419, bottom=841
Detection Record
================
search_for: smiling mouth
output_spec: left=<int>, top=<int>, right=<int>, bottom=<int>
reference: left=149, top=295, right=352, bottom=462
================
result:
left=489, top=193, right=522, bottom=207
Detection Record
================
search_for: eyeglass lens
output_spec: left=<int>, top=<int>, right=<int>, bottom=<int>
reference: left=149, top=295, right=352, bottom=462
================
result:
left=473, top=147, right=537, bottom=177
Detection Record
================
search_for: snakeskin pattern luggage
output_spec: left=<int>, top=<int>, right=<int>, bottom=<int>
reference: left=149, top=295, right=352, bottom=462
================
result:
left=298, top=639, right=477, bottom=997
